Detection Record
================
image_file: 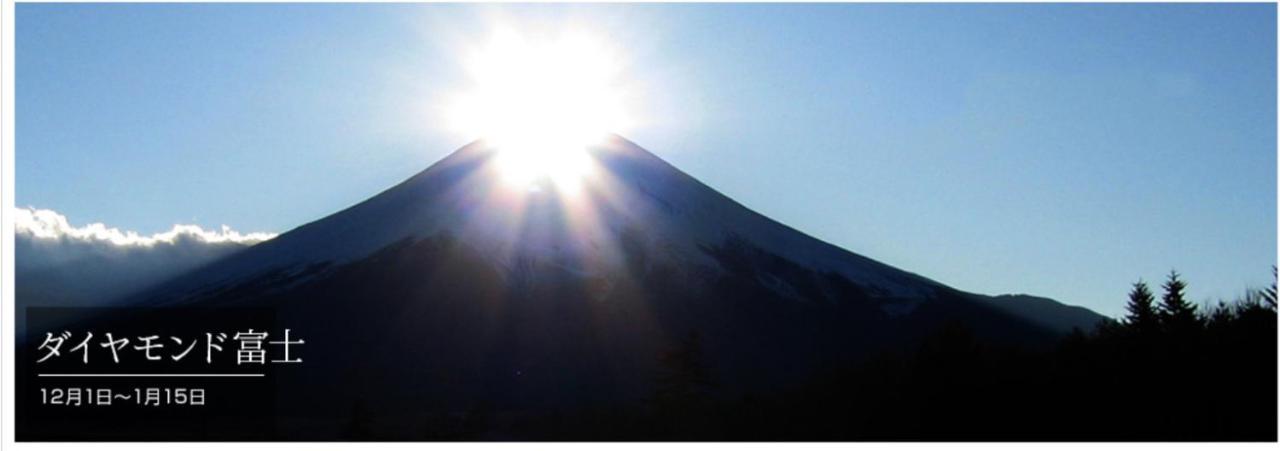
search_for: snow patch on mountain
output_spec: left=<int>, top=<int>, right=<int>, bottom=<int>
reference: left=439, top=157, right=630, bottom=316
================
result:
left=144, top=136, right=945, bottom=310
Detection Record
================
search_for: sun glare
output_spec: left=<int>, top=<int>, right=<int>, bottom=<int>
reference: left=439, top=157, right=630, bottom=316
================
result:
left=452, top=30, right=630, bottom=192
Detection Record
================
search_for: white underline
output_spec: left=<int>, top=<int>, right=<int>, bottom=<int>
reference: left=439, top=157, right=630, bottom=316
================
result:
left=37, top=373, right=264, bottom=378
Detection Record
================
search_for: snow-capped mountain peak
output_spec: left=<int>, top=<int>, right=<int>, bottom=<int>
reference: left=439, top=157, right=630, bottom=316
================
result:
left=153, top=135, right=945, bottom=308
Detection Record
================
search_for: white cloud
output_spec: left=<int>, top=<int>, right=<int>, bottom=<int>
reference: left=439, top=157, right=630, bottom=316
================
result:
left=16, top=207, right=276, bottom=247
left=16, top=207, right=277, bottom=306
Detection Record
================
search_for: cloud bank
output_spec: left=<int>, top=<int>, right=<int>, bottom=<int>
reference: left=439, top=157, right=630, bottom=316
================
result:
left=16, top=207, right=277, bottom=306
left=17, top=207, right=274, bottom=247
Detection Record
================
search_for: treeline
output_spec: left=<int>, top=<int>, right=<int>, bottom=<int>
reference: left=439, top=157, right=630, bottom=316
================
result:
left=511, top=269, right=1277, bottom=441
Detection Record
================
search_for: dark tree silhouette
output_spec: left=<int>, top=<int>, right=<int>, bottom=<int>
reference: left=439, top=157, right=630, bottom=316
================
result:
left=1159, top=270, right=1198, bottom=333
left=1263, top=266, right=1277, bottom=309
left=1124, top=279, right=1159, bottom=333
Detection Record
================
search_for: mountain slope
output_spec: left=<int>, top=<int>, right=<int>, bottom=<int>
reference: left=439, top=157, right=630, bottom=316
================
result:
left=147, top=136, right=942, bottom=307
left=131, top=135, right=1103, bottom=439
left=980, top=294, right=1106, bottom=334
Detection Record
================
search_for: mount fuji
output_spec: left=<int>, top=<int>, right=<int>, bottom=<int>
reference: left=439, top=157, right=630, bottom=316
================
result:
left=128, top=135, right=1104, bottom=438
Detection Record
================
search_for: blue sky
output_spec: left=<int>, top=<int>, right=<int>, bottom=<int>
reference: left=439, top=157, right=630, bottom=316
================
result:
left=17, top=3, right=1276, bottom=317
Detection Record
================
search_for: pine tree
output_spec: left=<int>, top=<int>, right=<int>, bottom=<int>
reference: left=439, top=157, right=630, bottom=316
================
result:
left=1263, top=266, right=1277, bottom=309
left=1124, top=280, right=1159, bottom=333
left=1158, top=270, right=1199, bottom=332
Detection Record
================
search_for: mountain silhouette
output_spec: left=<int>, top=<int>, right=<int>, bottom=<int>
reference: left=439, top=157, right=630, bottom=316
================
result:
left=129, top=135, right=1105, bottom=439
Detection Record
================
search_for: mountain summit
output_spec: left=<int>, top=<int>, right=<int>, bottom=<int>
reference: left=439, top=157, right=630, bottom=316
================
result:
left=136, top=135, right=1104, bottom=438
left=151, top=136, right=944, bottom=303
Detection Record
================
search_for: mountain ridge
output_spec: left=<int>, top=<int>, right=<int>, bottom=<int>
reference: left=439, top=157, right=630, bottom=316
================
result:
left=116, top=135, right=1107, bottom=438
left=138, top=135, right=1102, bottom=329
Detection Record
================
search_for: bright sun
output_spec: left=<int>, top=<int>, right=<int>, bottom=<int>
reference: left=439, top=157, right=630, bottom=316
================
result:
left=451, top=30, right=630, bottom=192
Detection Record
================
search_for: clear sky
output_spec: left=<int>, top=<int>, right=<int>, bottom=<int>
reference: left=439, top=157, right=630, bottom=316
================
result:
left=17, top=3, right=1276, bottom=317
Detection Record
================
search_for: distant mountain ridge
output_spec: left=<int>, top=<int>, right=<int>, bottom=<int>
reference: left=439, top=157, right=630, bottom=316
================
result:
left=981, top=294, right=1107, bottom=334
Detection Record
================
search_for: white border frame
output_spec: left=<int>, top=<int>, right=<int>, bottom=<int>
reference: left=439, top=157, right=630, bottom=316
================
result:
left=0, top=1, right=1275, bottom=450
